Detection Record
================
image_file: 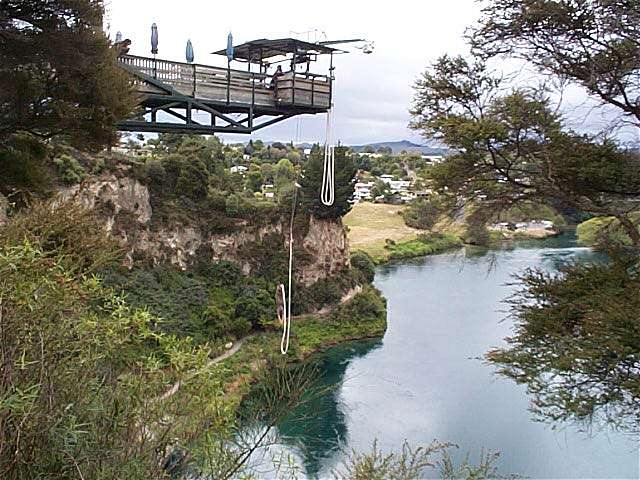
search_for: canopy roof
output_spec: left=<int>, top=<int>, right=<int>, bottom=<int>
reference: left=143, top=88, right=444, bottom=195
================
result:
left=212, top=38, right=340, bottom=62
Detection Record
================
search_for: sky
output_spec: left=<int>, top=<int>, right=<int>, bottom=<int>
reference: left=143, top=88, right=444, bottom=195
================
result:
left=105, top=0, right=481, bottom=145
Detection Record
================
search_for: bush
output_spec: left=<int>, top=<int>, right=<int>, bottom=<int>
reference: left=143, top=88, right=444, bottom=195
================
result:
left=53, top=153, right=87, bottom=184
left=0, top=134, right=52, bottom=197
left=576, top=215, right=638, bottom=247
left=334, top=285, right=387, bottom=324
left=235, top=286, right=275, bottom=328
left=0, top=202, right=216, bottom=479
left=402, top=197, right=443, bottom=230
left=292, top=268, right=358, bottom=315
left=385, top=233, right=462, bottom=260
left=351, top=251, right=375, bottom=283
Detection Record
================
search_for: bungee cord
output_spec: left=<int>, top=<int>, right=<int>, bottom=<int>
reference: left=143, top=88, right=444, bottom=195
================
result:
left=321, top=108, right=335, bottom=206
left=278, top=181, right=299, bottom=354
left=279, top=106, right=334, bottom=354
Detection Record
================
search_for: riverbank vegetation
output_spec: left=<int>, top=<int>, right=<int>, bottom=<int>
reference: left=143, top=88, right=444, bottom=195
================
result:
left=0, top=200, right=388, bottom=478
left=411, top=0, right=640, bottom=431
left=577, top=214, right=640, bottom=247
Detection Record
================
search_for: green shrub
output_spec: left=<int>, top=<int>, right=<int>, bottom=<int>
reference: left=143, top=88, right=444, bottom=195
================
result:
left=334, top=285, right=387, bottom=324
left=53, top=153, right=87, bottom=184
left=0, top=134, right=52, bottom=197
left=235, top=286, right=275, bottom=328
left=292, top=268, right=358, bottom=315
left=576, top=215, right=638, bottom=247
left=350, top=251, right=376, bottom=283
left=386, top=233, right=462, bottom=260
left=402, top=197, right=443, bottom=229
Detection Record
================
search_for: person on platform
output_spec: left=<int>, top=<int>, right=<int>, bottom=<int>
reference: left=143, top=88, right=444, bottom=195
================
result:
left=270, top=65, right=284, bottom=90
left=114, top=38, right=131, bottom=56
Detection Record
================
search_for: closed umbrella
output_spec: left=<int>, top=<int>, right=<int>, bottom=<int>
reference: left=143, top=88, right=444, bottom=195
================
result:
left=225, top=32, right=233, bottom=103
left=151, top=23, right=158, bottom=55
left=186, top=39, right=194, bottom=63
left=226, top=32, right=234, bottom=62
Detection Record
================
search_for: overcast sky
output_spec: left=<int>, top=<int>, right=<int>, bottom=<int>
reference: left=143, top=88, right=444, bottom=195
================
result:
left=105, top=0, right=482, bottom=145
left=105, top=1, right=639, bottom=146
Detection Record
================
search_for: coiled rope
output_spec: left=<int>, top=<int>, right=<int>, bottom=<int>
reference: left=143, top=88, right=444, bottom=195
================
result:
left=321, top=108, right=335, bottom=206
left=278, top=181, right=299, bottom=354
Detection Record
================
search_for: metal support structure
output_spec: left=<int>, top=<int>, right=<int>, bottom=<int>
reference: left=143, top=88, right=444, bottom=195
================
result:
left=116, top=55, right=330, bottom=135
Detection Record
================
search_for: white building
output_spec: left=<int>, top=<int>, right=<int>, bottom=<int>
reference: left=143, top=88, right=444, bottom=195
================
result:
left=421, top=154, right=444, bottom=164
left=230, top=165, right=248, bottom=174
left=379, top=174, right=395, bottom=184
left=354, top=181, right=374, bottom=201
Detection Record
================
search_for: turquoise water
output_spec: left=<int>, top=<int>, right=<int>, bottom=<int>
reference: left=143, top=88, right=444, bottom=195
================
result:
left=277, top=241, right=639, bottom=479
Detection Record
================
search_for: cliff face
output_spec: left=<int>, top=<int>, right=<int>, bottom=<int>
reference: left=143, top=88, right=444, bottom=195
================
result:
left=60, top=174, right=350, bottom=286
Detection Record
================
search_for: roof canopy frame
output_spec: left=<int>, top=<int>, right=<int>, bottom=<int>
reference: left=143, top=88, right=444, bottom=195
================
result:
left=212, top=37, right=343, bottom=64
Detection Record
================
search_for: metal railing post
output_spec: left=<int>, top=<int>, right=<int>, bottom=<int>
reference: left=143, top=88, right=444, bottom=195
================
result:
left=192, top=64, right=196, bottom=97
left=250, top=74, right=255, bottom=129
left=311, top=76, right=315, bottom=106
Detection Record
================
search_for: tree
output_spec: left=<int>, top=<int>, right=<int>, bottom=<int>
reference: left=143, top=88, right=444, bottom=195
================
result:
left=402, top=197, right=443, bottom=230
left=470, top=0, right=640, bottom=127
left=300, top=146, right=356, bottom=219
left=245, top=169, right=263, bottom=193
left=0, top=0, right=135, bottom=150
left=370, top=179, right=391, bottom=202
left=411, top=56, right=640, bottom=247
left=487, top=256, right=640, bottom=430
left=411, top=1, right=640, bottom=431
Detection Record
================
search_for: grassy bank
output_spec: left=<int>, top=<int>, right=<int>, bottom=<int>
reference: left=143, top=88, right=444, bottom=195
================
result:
left=344, top=203, right=462, bottom=263
left=215, top=285, right=387, bottom=410
left=344, top=203, right=420, bottom=261
left=384, top=233, right=463, bottom=261
left=577, top=214, right=639, bottom=246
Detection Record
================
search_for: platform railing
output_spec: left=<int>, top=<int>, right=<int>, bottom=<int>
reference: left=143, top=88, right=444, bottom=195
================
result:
left=120, top=54, right=331, bottom=109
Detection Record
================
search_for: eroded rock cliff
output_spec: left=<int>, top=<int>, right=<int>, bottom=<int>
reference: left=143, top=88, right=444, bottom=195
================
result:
left=61, top=174, right=350, bottom=286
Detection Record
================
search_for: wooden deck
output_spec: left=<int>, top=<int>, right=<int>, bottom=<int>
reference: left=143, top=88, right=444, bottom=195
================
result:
left=119, top=55, right=331, bottom=111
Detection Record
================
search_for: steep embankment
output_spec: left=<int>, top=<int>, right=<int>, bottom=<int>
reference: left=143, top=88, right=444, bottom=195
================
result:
left=59, top=174, right=350, bottom=286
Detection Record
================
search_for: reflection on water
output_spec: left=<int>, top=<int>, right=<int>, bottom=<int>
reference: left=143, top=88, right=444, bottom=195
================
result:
left=275, top=239, right=639, bottom=479
left=277, top=340, right=382, bottom=477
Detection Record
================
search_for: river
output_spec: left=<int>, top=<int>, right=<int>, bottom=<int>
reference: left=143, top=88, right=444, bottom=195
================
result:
left=275, top=238, right=639, bottom=479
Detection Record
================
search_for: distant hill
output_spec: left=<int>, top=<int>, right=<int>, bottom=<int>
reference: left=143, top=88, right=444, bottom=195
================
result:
left=348, top=140, right=449, bottom=155
left=237, top=139, right=451, bottom=155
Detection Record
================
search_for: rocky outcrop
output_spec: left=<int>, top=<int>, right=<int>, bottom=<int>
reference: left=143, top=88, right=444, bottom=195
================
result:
left=300, top=216, right=350, bottom=285
left=59, top=175, right=350, bottom=285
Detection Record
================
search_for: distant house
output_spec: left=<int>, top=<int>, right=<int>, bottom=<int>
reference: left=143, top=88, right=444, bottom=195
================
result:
left=354, top=181, right=374, bottom=201
left=303, top=148, right=312, bottom=155
left=242, top=153, right=251, bottom=161
left=379, top=174, right=395, bottom=184
left=421, top=154, right=444, bottom=164
left=230, top=165, right=248, bottom=174
left=388, top=180, right=411, bottom=191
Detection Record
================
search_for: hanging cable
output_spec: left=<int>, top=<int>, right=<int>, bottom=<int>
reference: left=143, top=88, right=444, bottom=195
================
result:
left=278, top=181, right=299, bottom=354
left=321, top=108, right=335, bottom=206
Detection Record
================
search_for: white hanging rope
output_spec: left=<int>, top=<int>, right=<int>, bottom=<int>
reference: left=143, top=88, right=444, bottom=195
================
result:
left=278, top=182, right=299, bottom=354
left=321, top=108, right=335, bottom=206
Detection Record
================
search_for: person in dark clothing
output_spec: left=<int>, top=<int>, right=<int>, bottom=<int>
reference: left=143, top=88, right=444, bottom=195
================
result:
left=270, top=65, right=284, bottom=90
left=114, top=39, right=131, bottom=56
